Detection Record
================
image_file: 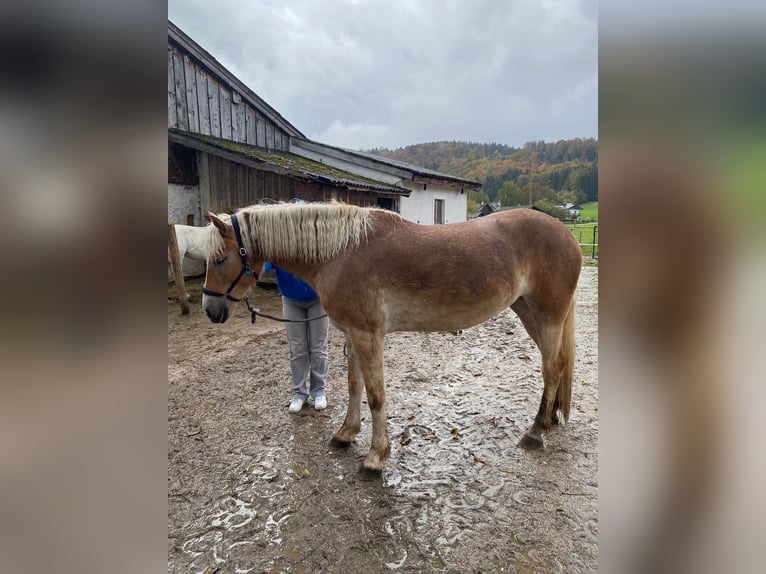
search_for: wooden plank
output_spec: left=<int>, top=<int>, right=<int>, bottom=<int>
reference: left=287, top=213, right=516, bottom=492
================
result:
left=207, top=77, right=221, bottom=138
left=209, top=155, right=223, bottom=212
left=247, top=168, right=261, bottom=205
left=236, top=164, right=247, bottom=206
left=183, top=55, right=199, bottom=133
left=266, top=122, right=275, bottom=149
left=215, top=155, right=226, bottom=210
left=257, top=169, right=266, bottom=200
left=223, top=158, right=232, bottom=210
left=225, top=159, right=238, bottom=207
left=256, top=112, right=266, bottom=146
left=167, top=47, right=178, bottom=129
left=245, top=167, right=255, bottom=202
left=219, top=156, right=232, bottom=209
left=231, top=100, right=240, bottom=141
left=232, top=99, right=246, bottom=143
left=264, top=172, right=274, bottom=200
left=220, top=87, right=232, bottom=140
left=245, top=107, right=257, bottom=145
left=268, top=172, right=286, bottom=201
left=197, top=151, right=212, bottom=215
left=168, top=222, right=190, bottom=315
left=172, top=46, right=188, bottom=131
left=195, top=68, right=211, bottom=136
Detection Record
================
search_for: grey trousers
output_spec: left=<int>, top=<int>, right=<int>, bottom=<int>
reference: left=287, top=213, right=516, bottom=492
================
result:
left=282, top=296, right=329, bottom=399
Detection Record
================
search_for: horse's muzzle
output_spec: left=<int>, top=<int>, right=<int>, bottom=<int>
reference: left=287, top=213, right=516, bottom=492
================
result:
left=204, top=300, right=230, bottom=323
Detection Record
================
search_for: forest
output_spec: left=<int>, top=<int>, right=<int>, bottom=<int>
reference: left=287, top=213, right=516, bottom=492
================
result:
left=370, top=138, right=598, bottom=216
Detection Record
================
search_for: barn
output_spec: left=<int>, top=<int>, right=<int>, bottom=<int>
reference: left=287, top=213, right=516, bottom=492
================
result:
left=167, top=19, right=480, bottom=263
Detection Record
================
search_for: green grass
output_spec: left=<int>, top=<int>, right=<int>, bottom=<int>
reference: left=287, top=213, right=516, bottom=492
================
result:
left=578, top=201, right=598, bottom=221
left=566, top=222, right=599, bottom=260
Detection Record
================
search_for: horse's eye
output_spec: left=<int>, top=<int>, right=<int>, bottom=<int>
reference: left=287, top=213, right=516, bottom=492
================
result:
left=214, top=255, right=227, bottom=265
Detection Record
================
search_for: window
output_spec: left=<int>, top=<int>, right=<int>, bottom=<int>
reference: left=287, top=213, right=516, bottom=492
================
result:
left=434, top=199, right=445, bottom=224
left=376, top=197, right=399, bottom=213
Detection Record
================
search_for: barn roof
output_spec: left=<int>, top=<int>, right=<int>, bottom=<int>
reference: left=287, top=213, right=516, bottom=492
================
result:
left=168, top=20, right=304, bottom=140
left=169, top=129, right=411, bottom=196
left=292, top=138, right=482, bottom=189
left=168, top=20, right=476, bottom=194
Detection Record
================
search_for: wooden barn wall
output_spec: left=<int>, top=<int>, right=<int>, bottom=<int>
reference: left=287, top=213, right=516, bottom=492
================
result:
left=168, top=42, right=290, bottom=151
left=204, top=155, right=382, bottom=212
left=168, top=142, right=199, bottom=185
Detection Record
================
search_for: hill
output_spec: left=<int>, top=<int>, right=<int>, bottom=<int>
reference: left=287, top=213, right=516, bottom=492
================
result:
left=369, top=138, right=597, bottom=214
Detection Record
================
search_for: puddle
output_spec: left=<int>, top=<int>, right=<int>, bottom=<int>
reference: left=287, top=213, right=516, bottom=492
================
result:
left=169, top=267, right=598, bottom=572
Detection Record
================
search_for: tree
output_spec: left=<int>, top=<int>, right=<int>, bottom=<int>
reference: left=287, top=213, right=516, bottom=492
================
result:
left=467, top=189, right=489, bottom=214
left=557, top=188, right=586, bottom=205
left=527, top=182, right=556, bottom=205
left=564, top=163, right=598, bottom=202
left=497, top=181, right=526, bottom=206
left=533, top=198, right=567, bottom=219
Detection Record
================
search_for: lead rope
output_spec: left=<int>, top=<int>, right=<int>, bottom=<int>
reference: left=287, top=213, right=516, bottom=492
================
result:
left=243, top=297, right=328, bottom=325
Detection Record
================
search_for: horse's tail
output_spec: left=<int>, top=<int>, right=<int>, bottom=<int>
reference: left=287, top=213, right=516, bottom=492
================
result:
left=557, top=287, right=577, bottom=423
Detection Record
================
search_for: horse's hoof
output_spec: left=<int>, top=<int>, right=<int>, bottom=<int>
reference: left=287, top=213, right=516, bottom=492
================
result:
left=358, top=465, right=383, bottom=481
left=329, top=436, right=352, bottom=449
left=518, top=432, right=544, bottom=450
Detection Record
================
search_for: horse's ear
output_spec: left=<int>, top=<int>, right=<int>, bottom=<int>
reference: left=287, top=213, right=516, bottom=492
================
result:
left=207, top=212, right=228, bottom=236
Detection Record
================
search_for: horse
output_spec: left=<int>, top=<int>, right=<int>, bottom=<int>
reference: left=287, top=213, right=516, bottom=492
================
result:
left=168, top=224, right=209, bottom=273
left=201, top=202, right=582, bottom=477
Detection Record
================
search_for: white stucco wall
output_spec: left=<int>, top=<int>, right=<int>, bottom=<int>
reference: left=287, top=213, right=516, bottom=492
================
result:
left=168, top=183, right=201, bottom=225
left=399, top=182, right=467, bottom=225
left=168, top=183, right=205, bottom=278
left=289, top=142, right=469, bottom=225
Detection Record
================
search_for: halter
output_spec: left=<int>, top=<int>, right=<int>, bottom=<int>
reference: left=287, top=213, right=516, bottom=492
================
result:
left=202, top=213, right=257, bottom=302
left=202, top=211, right=328, bottom=326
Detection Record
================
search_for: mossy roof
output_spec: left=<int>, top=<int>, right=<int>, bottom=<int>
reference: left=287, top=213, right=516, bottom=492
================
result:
left=169, top=129, right=410, bottom=195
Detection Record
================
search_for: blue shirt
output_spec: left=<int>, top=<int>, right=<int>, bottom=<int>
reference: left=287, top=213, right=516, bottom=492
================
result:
left=263, top=262, right=318, bottom=301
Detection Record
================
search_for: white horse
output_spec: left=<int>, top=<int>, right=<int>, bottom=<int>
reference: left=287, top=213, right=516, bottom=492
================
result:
left=168, top=224, right=208, bottom=276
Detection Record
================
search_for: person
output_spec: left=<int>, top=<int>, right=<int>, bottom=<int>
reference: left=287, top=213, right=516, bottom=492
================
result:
left=263, top=262, right=329, bottom=413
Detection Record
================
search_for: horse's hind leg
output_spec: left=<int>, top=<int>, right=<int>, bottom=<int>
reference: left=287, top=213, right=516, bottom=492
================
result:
left=512, top=297, right=573, bottom=450
left=330, top=333, right=363, bottom=447
left=519, top=329, right=564, bottom=449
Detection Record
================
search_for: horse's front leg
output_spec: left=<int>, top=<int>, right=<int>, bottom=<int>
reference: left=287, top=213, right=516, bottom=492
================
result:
left=330, top=333, right=363, bottom=447
left=348, top=328, right=389, bottom=477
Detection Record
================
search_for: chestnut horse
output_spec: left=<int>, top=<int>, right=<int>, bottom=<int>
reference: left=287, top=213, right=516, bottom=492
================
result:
left=202, top=202, right=582, bottom=477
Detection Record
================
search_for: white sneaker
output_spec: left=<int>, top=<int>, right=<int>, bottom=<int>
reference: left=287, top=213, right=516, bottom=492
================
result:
left=313, top=396, right=327, bottom=410
left=288, top=396, right=306, bottom=413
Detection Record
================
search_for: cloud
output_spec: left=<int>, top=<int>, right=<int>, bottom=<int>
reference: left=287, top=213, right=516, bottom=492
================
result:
left=168, top=0, right=597, bottom=149
left=311, top=120, right=392, bottom=151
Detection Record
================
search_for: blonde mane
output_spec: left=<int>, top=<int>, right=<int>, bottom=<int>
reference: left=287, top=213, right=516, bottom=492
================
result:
left=206, top=202, right=397, bottom=263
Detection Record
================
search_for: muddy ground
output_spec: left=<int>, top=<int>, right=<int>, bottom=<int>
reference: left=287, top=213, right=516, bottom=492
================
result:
left=168, top=266, right=598, bottom=573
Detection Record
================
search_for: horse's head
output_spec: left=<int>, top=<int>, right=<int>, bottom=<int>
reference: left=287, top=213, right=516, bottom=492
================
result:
left=202, top=212, right=261, bottom=324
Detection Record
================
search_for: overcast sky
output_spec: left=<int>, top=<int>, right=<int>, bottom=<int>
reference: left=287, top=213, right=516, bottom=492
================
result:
left=168, top=0, right=597, bottom=151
